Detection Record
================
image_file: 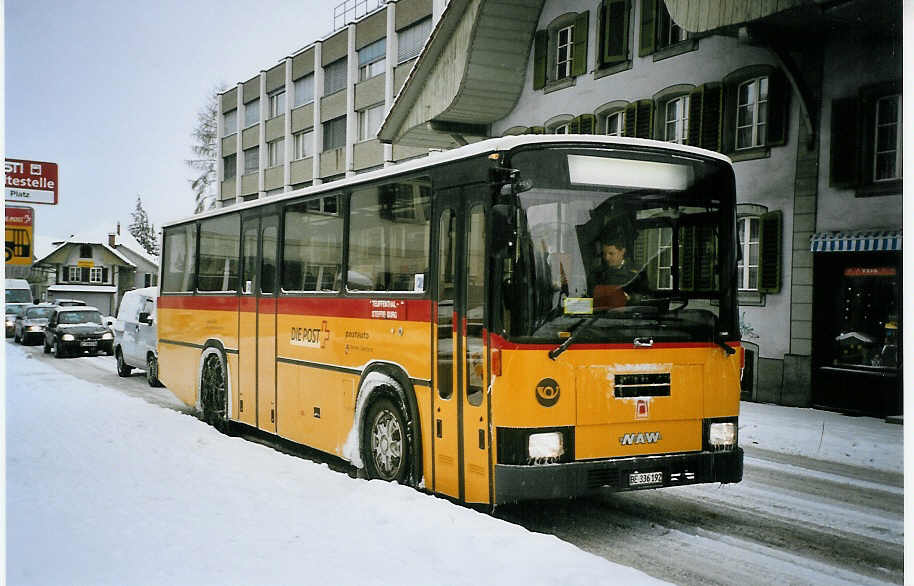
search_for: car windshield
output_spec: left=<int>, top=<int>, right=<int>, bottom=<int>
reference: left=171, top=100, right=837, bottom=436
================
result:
left=6, top=305, right=25, bottom=316
left=58, top=311, right=103, bottom=325
left=6, top=289, right=31, bottom=303
left=25, top=307, right=55, bottom=319
left=499, top=146, right=736, bottom=344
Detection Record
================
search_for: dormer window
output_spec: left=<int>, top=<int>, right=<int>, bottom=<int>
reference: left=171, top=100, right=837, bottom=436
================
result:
left=80, top=244, right=92, bottom=258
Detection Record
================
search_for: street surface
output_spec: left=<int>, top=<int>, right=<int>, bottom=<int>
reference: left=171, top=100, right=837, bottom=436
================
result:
left=10, top=339, right=903, bottom=585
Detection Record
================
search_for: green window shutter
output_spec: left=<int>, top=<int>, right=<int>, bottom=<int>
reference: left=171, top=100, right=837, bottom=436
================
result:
left=578, top=113, right=596, bottom=134
left=699, top=83, right=723, bottom=151
left=635, top=99, right=654, bottom=139
left=624, top=102, right=638, bottom=137
left=102, top=268, right=109, bottom=283
left=533, top=30, right=547, bottom=90
left=529, top=126, right=545, bottom=134
left=829, top=97, right=859, bottom=188
left=602, top=0, right=629, bottom=66
left=639, top=0, right=656, bottom=57
left=569, top=117, right=581, bottom=134
left=766, top=70, right=790, bottom=147
left=81, top=267, right=90, bottom=282
left=757, top=210, right=782, bottom=294
left=721, top=80, right=738, bottom=154
left=678, top=225, right=695, bottom=291
left=572, top=11, right=590, bottom=77
left=688, top=87, right=703, bottom=147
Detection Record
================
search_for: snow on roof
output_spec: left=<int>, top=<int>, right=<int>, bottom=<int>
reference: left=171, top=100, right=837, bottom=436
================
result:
left=35, top=224, right=161, bottom=268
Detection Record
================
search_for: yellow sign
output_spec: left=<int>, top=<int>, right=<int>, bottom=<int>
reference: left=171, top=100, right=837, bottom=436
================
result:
left=77, top=260, right=95, bottom=268
left=5, top=206, right=33, bottom=266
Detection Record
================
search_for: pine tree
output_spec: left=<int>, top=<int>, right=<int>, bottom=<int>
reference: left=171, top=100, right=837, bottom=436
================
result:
left=186, top=85, right=226, bottom=214
left=128, top=195, right=159, bottom=256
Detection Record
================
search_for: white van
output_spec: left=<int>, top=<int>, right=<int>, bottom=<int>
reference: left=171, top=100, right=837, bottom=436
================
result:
left=5, top=278, right=33, bottom=337
left=113, top=287, right=162, bottom=387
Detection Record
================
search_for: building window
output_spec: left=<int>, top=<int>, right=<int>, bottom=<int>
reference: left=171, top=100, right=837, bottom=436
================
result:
left=656, top=227, right=673, bottom=289
left=555, top=25, right=574, bottom=80
left=294, top=130, right=314, bottom=160
left=89, top=267, right=103, bottom=283
left=268, top=138, right=285, bottom=168
left=358, top=104, right=385, bottom=141
left=533, top=12, right=589, bottom=90
left=79, top=244, right=92, bottom=258
left=736, top=77, right=768, bottom=150
left=144, top=273, right=152, bottom=288
left=294, top=74, right=314, bottom=107
left=323, top=116, right=346, bottom=151
left=605, top=110, right=625, bottom=136
left=398, top=18, right=432, bottom=63
left=664, top=95, right=689, bottom=144
left=243, top=147, right=259, bottom=175
left=244, top=98, right=260, bottom=128
left=268, top=89, right=285, bottom=118
left=874, top=94, right=901, bottom=182
left=656, top=1, right=687, bottom=48
left=358, top=38, right=386, bottom=81
left=223, top=154, right=236, bottom=181
left=552, top=123, right=569, bottom=134
left=323, top=58, right=347, bottom=96
left=68, top=266, right=80, bottom=282
left=223, top=109, right=237, bottom=136
left=737, top=216, right=760, bottom=291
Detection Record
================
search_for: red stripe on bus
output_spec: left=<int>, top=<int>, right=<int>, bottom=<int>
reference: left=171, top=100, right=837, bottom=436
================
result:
left=489, top=332, right=741, bottom=351
left=157, top=295, right=432, bottom=322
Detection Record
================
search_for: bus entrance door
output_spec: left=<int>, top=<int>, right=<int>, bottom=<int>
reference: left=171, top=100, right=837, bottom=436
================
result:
left=433, top=191, right=491, bottom=504
left=239, top=211, right=279, bottom=433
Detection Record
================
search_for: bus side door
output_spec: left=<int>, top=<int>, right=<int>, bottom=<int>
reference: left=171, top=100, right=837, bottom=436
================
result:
left=432, top=188, right=491, bottom=504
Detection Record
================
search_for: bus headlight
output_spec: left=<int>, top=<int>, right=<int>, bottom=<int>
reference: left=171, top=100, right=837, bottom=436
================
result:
left=61, top=333, right=75, bottom=341
left=708, top=422, right=736, bottom=448
left=528, top=432, right=564, bottom=460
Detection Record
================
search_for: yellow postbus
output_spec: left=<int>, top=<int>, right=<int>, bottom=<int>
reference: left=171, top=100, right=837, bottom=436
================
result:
left=158, top=135, right=743, bottom=506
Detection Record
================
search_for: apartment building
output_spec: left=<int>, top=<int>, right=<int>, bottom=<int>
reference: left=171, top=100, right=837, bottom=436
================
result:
left=216, top=0, right=436, bottom=206
left=378, top=0, right=902, bottom=416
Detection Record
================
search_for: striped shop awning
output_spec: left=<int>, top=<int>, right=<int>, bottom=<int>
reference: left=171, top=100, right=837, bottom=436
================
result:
left=810, top=230, right=902, bottom=252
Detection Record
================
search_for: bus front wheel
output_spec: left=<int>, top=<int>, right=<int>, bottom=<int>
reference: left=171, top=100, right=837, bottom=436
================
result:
left=200, top=353, right=228, bottom=432
left=364, top=397, right=409, bottom=484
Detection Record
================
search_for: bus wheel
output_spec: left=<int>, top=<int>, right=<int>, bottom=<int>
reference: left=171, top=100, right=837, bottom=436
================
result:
left=201, top=353, right=227, bottom=431
left=364, top=397, right=409, bottom=483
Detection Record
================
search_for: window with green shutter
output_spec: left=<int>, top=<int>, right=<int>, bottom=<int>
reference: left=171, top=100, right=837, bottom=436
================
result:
left=533, top=12, right=591, bottom=90
left=572, top=11, right=589, bottom=76
left=624, top=100, right=654, bottom=139
left=576, top=114, right=596, bottom=134
left=687, top=83, right=723, bottom=151
left=601, top=0, right=630, bottom=67
left=638, top=0, right=656, bottom=57
left=722, top=67, right=790, bottom=155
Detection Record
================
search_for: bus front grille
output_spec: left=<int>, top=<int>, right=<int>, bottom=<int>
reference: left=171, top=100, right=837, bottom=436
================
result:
left=613, top=373, right=671, bottom=397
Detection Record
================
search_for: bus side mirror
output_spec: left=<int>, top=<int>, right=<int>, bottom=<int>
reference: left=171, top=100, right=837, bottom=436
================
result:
left=489, top=204, right=515, bottom=255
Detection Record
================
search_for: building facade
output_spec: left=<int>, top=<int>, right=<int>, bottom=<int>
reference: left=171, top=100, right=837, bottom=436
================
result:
left=216, top=0, right=437, bottom=207
left=377, top=0, right=901, bottom=416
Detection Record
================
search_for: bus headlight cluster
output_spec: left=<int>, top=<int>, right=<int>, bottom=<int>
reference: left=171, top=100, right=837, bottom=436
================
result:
left=708, top=422, right=736, bottom=448
left=61, top=334, right=75, bottom=341
left=528, top=432, right=564, bottom=460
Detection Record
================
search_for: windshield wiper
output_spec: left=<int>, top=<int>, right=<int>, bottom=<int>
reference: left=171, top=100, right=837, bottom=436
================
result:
left=548, top=315, right=601, bottom=360
left=712, top=314, right=736, bottom=355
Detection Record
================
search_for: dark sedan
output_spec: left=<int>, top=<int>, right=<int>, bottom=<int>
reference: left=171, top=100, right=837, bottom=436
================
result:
left=43, top=307, right=114, bottom=358
left=14, top=305, right=56, bottom=345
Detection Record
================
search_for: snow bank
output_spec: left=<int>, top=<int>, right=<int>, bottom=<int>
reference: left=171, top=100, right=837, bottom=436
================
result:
left=739, top=401, right=902, bottom=474
left=6, top=344, right=665, bottom=586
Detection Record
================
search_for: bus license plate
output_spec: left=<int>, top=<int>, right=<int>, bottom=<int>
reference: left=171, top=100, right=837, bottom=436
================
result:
left=80, top=341, right=97, bottom=347
left=629, top=471, right=663, bottom=486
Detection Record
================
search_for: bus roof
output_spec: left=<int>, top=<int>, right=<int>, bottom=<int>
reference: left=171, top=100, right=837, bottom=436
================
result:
left=165, top=135, right=733, bottom=229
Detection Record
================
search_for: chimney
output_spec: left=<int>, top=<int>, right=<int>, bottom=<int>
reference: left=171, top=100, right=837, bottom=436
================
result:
left=108, top=233, right=117, bottom=248
left=117, top=221, right=121, bottom=235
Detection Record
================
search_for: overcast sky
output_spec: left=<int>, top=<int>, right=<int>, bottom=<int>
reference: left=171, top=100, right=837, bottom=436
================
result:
left=6, top=0, right=339, bottom=255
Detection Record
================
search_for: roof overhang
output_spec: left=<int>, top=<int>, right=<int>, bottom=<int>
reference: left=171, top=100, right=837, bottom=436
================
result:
left=378, top=0, right=545, bottom=149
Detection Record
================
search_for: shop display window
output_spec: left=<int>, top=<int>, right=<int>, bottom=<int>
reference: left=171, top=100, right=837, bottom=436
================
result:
left=833, top=266, right=900, bottom=369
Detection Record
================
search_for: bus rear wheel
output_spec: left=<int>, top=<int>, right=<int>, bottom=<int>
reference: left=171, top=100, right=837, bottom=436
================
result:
left=364, top=397, right=409, bottom=484
left=200, top=353, right=228, bottom=431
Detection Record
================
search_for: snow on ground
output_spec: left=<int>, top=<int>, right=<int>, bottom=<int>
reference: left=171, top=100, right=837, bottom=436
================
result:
left=738, top=401, right=902, bottom=474
left=5, top=344, right=665, bottom=586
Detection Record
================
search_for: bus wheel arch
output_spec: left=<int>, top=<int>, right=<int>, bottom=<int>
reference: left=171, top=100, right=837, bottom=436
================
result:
left=196, top=340, right=233, bottom=432
left=347, top=364, right=423, bottom=488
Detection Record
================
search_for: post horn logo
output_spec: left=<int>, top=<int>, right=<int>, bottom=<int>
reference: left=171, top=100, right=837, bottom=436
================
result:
left=535, top=378, right=560, bottom=407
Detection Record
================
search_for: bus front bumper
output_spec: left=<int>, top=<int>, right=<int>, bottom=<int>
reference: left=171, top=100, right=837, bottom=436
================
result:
left=494, top=448, right=743, bottom=504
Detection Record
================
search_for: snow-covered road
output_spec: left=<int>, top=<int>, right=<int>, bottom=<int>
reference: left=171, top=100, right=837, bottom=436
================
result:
left=6, top=340, right=903, bottom=585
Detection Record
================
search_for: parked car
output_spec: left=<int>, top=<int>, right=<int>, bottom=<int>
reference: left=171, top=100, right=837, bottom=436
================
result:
left=113, top=287, right=161, bottom=386
left=43, top=306, right=114, bottom=358
left=5, top=304, right=26, bottom=337
left=54, top=298, right=87, bottom=307
left=14, top=304, right=56, bottom=345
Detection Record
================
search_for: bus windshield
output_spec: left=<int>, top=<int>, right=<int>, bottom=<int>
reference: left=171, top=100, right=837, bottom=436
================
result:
left=501, top=146, right=736, bottom=344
